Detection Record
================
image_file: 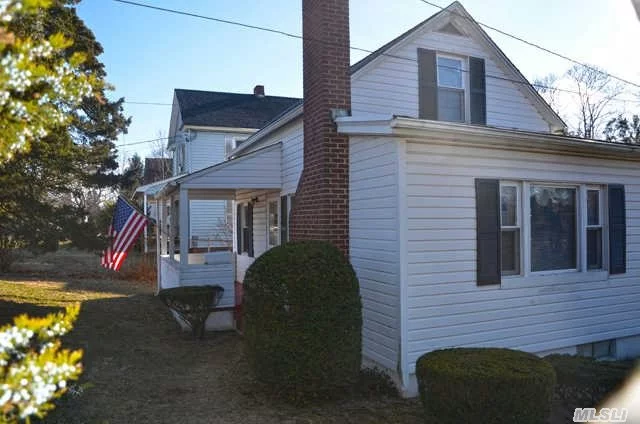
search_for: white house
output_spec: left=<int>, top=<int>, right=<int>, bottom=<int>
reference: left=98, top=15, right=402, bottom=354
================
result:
left=146, top=1, right=640, bottom=396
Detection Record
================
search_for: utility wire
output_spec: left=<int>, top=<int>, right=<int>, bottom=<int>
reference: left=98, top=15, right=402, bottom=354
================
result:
left=114, top=0, right=640, bottom=106
left=115, top=136, right=176, bottom=148
left=124, top=101, right=172, bottom=106
left=417, top=0, right=640, bottom=90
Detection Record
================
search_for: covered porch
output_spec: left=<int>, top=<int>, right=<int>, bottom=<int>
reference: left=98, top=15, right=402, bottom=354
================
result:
left=143, top=144, right=283, bottom=329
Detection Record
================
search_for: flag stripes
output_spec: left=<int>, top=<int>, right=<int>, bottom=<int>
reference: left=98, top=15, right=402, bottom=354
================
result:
left=101, top=197, right=148, bottom=271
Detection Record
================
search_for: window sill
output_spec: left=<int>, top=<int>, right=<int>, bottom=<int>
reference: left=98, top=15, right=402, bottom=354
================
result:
left=501, top=269, right=609, bottom=289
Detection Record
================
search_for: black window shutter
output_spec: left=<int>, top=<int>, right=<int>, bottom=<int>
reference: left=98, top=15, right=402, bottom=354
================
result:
left=418, top=48, right=438, bottom=120
left=247, top=202, right=254, bottom=257
left=476, top=179, right=501, bottom=285
left=236, top=203, right=242, bottom=253
left=609, top=184, right=626, bottom=274
left=469, top=57, right=486, bottom=125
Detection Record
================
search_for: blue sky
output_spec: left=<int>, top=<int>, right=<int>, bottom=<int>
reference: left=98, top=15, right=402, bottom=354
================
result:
left=76, top=0, right=640, bottom=165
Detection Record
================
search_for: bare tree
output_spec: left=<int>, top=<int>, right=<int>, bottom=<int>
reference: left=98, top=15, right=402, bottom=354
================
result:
left=150, top=130, right=172, bottom=180
left=566, top=64, right=624, bottom=139
left=533, top=73, right=561, bottom=115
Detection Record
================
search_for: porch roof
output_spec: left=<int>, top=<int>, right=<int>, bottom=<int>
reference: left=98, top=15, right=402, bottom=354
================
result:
left=135, top=175, right=181, bottom=197
left=165, top=142, right=282, bottom=194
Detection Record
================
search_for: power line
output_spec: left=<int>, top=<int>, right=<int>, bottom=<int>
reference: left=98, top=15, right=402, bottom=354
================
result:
left=417, top=0, right=640, bottom=90
left=124, top=101, right=172, bottom=106
left=113, top=0, right=640, bottom=106
left=115, top=136, right=176, bottom=148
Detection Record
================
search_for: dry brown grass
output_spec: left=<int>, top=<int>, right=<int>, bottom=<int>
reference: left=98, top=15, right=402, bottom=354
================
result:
left=0, top=251, right=423, bottom=424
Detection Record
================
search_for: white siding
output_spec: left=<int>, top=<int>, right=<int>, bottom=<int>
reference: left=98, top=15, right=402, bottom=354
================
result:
left=187, top=131, right=228, bottom=172
left=404, top=140, right=640, bottom=373
left=351, top=30, right=551, bottom=133
left=280, top=121, right=304, bottom=195
left=235, top=119, right=304, bottom=196
left=181, top=144, right=281, bottom=190
left=350, top=136, right=401, bottom=371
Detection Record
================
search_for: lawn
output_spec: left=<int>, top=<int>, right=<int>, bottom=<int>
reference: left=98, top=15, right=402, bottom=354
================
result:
left=0, top=250, right=637, bottom=423
left=0, top=251, right=422, bottom=423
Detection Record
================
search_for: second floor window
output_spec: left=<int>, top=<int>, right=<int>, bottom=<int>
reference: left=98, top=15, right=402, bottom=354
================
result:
left=437, top=55, right=465, bottom=122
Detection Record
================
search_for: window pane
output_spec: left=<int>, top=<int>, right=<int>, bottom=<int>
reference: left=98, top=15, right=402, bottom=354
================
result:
left=268, top=200, right=279, bottom=246
left=437, top=88, right=464, bottom=122
left=587, top=228, right=602, bottom=270
left=437, top=57, right=463, bottom=88
left=530, top=186, right=577, bottom=271
left=501, top=186, right=517, bottom=226
left=501, top=229, right=520, bottom=275
left=587, top=190, right=600, bottom=226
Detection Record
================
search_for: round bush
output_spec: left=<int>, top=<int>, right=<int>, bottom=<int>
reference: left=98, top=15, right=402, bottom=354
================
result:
left=243, top=240, right=362, bottom=401
left=417, top=348, right=556, bottom=424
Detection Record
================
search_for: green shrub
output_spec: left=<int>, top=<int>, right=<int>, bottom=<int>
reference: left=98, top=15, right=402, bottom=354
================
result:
left=158, top=285, right=224, bottom=338
left=545, top=354, right=634, bottom=407
left=417, top=348, right=556, bottom=424
left=243, top=240, right=362, bottom=402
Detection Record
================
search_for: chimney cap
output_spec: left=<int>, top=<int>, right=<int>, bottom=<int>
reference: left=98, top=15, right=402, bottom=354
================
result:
left=253, top=85, right=265, bottom=97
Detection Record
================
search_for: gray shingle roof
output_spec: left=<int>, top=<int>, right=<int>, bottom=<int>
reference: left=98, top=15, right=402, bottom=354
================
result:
left=175, top=89, right=302, bottom=129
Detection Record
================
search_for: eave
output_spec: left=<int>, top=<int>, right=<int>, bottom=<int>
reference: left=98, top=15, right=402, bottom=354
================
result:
left=336, top=117, right=640, bottom=161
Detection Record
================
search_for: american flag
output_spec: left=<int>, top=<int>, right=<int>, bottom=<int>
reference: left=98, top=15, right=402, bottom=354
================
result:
left=101, top=197, right=148, bottom=271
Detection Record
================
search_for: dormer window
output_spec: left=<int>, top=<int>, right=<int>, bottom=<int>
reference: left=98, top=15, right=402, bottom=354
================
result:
left=436, top=55, right=465, bottom=122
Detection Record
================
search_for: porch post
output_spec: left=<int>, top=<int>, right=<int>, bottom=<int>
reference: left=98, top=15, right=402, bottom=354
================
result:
left=179, top=188, right=189, bottom=266
left=168, top=196, right=175, bottom=260
left=160, top=198, right=168, bottom=255
left=143, top=194, right=148, bottom=253
left=155, top=198, right=162, bottom=292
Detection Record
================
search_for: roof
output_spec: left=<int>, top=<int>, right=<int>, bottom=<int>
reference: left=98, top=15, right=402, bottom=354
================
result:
left=174, top=89, right=302, bottom=129
left=143, top=158, right=172, bottom=185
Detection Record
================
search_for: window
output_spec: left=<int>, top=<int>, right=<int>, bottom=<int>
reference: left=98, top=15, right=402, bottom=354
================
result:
left=238, top=203, right=253, bottom=256
left=530, top=186, right=577, bottom=272
left=500, top=184, right=520, bottom=275
left=267, top=199, right=279, bottom=247
left=587, top=188, right=603, bottom=270
left=437, top=55, right=465, bottom=122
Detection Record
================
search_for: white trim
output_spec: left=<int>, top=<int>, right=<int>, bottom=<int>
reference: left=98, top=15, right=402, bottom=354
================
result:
left=499, top=181, right=521, bottom=276
left=179, top=188, right=189, bottom=266
left=182, top=125, right=257, bottom=134
left=396, top=139, right=410, bottom=391
left=335, top=116, right=640, bottom=160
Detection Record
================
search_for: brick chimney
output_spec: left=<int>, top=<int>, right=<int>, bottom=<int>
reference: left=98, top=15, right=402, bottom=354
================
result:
left=253, top=85, right=265, bottom=97
left=289, top=0, right=351, bottom=255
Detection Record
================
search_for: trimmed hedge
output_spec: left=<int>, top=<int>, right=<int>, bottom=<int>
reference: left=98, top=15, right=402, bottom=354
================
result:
left=417, top=348, right=556, bottom=424
left=545, top=354, right=633, bottom=407
left=158, top=285, right=224, bottom=338
left=243, top=240, right=362, bottom=401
